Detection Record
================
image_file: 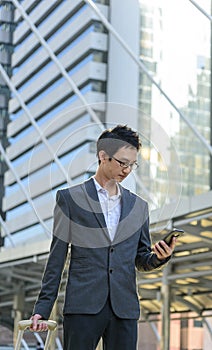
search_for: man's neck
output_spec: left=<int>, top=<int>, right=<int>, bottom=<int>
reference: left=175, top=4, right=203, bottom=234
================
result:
left=94, top=173, right=118, bottom=196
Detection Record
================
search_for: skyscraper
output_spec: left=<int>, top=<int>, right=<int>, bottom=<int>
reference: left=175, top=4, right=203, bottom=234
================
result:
left=1, top=0, right=139, bottom=247
left=138, top=0, right=211, bottom=207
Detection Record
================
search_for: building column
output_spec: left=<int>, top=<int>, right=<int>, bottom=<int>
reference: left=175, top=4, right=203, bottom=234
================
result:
left=106, top=0, right=139, bottom=127
left=0, top=0, right=15, bottom=247
left=13, top=287, right=25, bottom=347
left=160, top=264, right=171, bottom=350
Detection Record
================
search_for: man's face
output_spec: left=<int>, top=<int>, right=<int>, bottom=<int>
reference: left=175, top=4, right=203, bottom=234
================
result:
left=99, top=146, right=138, bottom=182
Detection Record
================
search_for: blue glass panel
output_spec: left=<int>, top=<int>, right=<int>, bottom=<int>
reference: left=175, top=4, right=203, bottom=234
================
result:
left=18, top=51, right=93, bottom=96
left=14, top=32, right=34, bottom=53
left=9, top=125, right=34, bottom=143
left=46, top=4, right=88, bottom=44
left=7, top=202, right=31, bottom=220
left=15, top=46, right=43, bottom=68
left=18, top=61, right=54, bottom=93
left=14, top=3, right=88, bottom=72
left=9, top=82, right=93, bottom=146
left=10, top=109, right=24, bottom=120
left=4, top=219, right=53, bottom=247
left=27, top=76, right=65, bottom=108
left=8, top=114, right=91, bottom=186
left=57, top=25, right=94, bottom=59
left=67, top=54, right=93, bottom=76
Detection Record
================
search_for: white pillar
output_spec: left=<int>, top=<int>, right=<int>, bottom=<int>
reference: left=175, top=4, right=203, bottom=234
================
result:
left=13, top=287, right=25, bottom=347
left=106, top=0, right=140, bottom=128
left=160, top=264, right=171, bottom=350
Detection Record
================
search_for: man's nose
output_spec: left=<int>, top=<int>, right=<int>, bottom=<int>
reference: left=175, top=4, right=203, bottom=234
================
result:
left=122, top=166, right=132, bottom=174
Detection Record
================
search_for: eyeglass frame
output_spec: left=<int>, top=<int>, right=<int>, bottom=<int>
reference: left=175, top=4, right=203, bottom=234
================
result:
left=110, top=156, right=139, bottom=170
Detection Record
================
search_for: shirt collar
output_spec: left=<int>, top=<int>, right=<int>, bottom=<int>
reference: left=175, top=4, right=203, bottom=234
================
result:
left=92, top=177, right=121, bottom=198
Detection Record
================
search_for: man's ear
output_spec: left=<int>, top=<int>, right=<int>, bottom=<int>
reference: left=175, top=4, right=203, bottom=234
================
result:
left=98, top=150, right=107, bottom=163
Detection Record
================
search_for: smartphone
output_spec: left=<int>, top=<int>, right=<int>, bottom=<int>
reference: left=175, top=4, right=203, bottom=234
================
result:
left=162, top=228, right=184, bottom=246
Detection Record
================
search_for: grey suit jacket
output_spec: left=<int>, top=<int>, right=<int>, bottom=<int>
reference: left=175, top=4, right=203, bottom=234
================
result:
left=33, top=178, right=169, bottom=320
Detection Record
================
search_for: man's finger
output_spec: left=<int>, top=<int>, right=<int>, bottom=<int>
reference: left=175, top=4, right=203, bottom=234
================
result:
left=30, top=314, right=42, bottom=332
left=170, top=236, right=177, bottom=250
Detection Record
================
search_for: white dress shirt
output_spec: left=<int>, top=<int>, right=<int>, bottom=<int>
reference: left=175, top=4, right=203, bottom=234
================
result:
left=93, top=177, right=121, bottom=241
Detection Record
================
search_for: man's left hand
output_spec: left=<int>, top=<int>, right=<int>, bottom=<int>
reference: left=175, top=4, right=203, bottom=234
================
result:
left=153, top=237, right=176, bottom=260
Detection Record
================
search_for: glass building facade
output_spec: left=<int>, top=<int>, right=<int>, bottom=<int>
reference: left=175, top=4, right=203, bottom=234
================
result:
left=138, top=0, right=211, bottom=208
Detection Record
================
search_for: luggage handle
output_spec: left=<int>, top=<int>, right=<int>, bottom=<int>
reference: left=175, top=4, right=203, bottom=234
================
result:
left=18, top=319, right=57, bottom=331
left=15, top=320, right=57, bottom=350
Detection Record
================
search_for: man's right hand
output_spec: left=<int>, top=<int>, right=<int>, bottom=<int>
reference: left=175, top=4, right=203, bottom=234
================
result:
left=30, top=314, right=48, bottom=332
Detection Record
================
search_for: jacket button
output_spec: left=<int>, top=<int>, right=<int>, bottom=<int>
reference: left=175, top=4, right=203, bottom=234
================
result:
left=109, top=269, right=113, bottom=273
left=110, top=247, right=114, bottom=253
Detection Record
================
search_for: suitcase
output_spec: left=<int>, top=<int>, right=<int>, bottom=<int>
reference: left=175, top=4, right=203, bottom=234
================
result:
left=15, top=320, right=57, bottom=350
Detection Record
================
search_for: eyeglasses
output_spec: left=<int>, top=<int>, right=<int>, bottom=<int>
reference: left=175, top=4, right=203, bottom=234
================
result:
left=111, top=156, right=139, bottom=170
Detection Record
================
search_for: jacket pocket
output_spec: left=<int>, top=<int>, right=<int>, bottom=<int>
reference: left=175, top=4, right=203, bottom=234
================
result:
left=70, top=256, right=89, bottom=269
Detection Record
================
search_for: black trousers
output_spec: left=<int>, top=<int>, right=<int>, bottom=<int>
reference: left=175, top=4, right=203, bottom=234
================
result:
left=63, top=299, right=137, bottom=350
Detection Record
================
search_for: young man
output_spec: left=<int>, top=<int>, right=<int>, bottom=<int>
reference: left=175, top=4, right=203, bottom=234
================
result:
left=31, top=125, right=176, bottom=350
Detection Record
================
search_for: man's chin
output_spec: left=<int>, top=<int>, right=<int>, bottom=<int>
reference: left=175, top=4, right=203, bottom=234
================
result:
left=117, top=175, right=126, bottom=182
left=110, top=176, right=126, bottom=183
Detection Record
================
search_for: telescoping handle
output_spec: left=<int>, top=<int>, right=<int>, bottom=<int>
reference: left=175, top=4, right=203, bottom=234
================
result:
left=15, top=320, right=57, bottom=350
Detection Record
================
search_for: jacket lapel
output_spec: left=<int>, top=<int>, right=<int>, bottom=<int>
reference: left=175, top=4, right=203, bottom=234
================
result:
left=113, top=186, right=136, bottom=243
left=82, top=178, right=110, bottom=241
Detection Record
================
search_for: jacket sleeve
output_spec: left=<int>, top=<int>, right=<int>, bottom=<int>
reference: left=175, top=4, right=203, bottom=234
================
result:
left=33, top=190, right=70, bottom=319
left=135, top=203, right=170, bottom=272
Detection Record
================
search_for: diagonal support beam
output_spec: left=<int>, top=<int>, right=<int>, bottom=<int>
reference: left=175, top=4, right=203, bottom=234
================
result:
left=0, top=141, right=50, bottom=237
left=84, top=0, right=212, bottom=156
left=188, top=0, right=212, bottom=21
left=34, top=333, right=44, bottom=348
left=21, top=339, right=29, bottom=350
left=0, top=214, right=15, bottom=247
left=0, top=63, right=71, bottom=185
left=175, top=295, right=212, bottom=339
left=149, top=321, right=161, bottom=343
left=202, top=317, right=212, bottom=340
left=175, top=295, right=202, bottom=314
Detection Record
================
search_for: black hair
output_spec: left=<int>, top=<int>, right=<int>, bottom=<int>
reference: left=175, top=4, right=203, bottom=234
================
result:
left=96, top=124, right=141, bottom=164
